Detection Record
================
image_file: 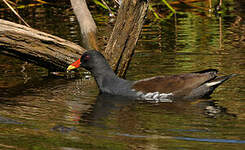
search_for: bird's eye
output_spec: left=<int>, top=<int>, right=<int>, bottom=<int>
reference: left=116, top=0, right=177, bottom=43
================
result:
left=84, top=55, right=90, bottom=60
left=82, top=54, right=90, bottom=62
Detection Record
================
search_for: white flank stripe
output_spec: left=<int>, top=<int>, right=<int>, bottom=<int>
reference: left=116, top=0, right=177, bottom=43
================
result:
left=135, top=90, right=173, bottom=102
left=205, top=81, right=222, bottom=87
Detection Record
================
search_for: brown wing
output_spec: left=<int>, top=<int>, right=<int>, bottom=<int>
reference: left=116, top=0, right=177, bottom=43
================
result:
left=132, top=72, right=217, bottom=95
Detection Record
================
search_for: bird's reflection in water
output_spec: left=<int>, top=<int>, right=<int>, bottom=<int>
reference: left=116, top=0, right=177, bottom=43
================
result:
left=79, top=93, right=137, bottom=129
left=194, top=99, right=237, bottom=118
left=78, top=94, right=236, bottom=130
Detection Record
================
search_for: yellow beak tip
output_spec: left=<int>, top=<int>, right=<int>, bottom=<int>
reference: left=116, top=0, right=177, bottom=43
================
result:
left=67, top=65, right=76, bottom=71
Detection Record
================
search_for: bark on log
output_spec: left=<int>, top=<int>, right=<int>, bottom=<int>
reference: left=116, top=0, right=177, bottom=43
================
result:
left=0, top=19, right=85, bottom=72
left=0, top=0, right=149, bottom=75
left=104, top=0, right=149, bottom=77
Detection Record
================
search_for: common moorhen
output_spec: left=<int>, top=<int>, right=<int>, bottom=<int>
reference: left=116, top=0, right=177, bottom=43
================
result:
left=67, top=50, right=235, bottom=101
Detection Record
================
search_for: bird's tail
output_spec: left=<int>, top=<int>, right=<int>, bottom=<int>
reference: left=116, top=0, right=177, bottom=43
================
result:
left=200, top=74, right=236, bottom=98
left=205, top=74, right=236, bottom=88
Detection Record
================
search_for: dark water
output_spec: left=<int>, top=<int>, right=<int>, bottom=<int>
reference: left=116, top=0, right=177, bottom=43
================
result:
left=0, top=1, right=245, bottom=149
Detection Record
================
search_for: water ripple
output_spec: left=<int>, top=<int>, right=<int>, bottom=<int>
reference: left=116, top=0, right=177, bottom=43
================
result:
left=176, top=137, right=245, bottom=144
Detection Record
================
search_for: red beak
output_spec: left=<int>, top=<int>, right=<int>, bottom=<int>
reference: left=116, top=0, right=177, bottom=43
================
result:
left=67, top=58, right=81, bottom=71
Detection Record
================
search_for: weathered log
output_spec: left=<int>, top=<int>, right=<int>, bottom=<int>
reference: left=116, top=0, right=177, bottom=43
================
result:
left=104, top=0, right=149, bottom=77
left=0, top=19, right=85, bottom=71
left=0, top=0, right=149, bottom=75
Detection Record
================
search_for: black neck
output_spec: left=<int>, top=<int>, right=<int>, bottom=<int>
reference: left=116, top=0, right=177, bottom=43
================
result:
left=91, top=65, right=132, bottom=94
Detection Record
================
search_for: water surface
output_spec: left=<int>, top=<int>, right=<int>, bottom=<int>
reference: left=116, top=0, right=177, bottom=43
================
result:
left=0, top=1, right=244, bottom=149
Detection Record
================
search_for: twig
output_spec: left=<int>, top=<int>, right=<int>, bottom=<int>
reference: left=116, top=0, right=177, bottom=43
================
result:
left=100, top=0, right=115, bottom=17
left=3, top=0, right=31, bottom=27
left=0, top=143, right=16, bottom=149
left=149, top=5, right=162, bottom=20
left=114, top=0, right=121, bottom=5
left=209, top=0, right=212, bottom=12
left=35, top=0, right=48, bottom=4
left=219, top=0, right=222, bottom=6
left=5, top=0, right=16, bottom=6
left=161, top=0, right=176, bottom=14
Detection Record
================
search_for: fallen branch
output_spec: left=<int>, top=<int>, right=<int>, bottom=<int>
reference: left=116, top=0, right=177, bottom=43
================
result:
left=0, top=19, right=85, bottom=71
left=0, top=0, right=149, bottom=75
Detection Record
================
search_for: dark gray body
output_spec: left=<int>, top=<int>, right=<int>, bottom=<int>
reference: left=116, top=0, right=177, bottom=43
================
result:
left=79, top=50, right=235, bottom=101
